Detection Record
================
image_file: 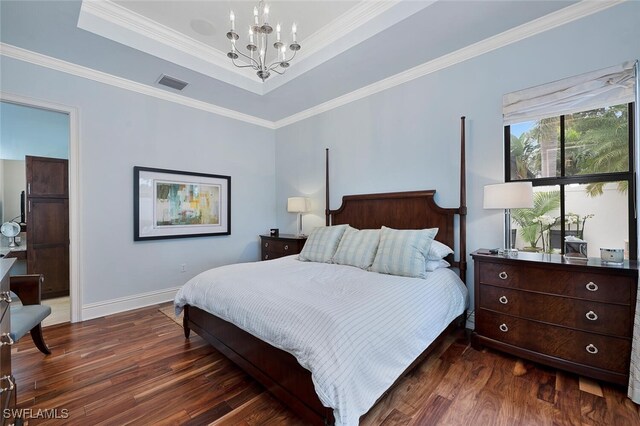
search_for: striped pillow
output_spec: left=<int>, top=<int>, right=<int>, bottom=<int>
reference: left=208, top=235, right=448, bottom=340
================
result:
left=332, top=228, right=381, bottom=269
left=298, top=224, right=349, bottom=263
left=370, top=226, right=438, bottom=278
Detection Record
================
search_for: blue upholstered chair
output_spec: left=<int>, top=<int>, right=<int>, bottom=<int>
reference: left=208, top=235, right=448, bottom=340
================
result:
left=9, top=275, right=52, bottom=355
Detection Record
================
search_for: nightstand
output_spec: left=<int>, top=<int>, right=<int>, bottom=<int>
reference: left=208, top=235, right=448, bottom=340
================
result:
left=260, top=234, right=307, bottom=261
left=471, top=250, right=638, bottom=385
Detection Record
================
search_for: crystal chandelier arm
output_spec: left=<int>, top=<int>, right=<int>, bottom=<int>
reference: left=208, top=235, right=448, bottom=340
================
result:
left=270, top=68, right=285, bottom=75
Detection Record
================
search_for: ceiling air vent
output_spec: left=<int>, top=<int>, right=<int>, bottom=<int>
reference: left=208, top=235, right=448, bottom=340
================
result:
left=157, top=74, right=189, bottom=91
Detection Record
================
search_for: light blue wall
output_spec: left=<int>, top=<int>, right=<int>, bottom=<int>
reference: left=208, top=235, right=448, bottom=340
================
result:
left=0, top=57, right=276, bottom=305
left=274, top=2, right=640, bottom=307
left=0, top=101, right=69, bottom=160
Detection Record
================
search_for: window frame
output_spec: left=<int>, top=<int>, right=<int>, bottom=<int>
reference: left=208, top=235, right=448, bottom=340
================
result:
left=504, top=102, right=637, bottom=260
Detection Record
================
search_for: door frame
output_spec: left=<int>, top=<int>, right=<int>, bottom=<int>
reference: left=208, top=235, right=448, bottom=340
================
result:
left=1, top=92, right=82, bottom=322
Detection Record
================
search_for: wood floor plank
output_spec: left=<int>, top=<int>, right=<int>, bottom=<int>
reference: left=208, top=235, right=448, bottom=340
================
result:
left=9, top=304, right=640, bottom=426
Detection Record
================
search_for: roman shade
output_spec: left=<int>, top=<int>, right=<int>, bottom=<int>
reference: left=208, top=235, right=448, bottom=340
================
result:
left=503, top=61, right=637, bottom=125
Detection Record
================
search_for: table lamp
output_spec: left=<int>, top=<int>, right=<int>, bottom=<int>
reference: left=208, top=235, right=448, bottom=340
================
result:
left=483, top=182, right=533, bottom=256
left=287, top=197, right=311, bottom=237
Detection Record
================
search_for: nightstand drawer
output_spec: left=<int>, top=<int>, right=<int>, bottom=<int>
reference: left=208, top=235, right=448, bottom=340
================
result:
left=260, top=235, right=306, bottom=261
left=479, top=284, right=631, bottom=337
left=263, top=239, right=296, bottom=255
left=476, top=310, right=630, bottom=374
left=478, top=262, right=632, bottom=305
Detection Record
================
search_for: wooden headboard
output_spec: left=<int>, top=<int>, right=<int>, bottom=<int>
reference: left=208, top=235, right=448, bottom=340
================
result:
left=325, top=117, right=467, bottom=280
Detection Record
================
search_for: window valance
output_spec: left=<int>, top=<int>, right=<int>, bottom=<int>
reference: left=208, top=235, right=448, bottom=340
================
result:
left=503, top=61, right=637, bottom=125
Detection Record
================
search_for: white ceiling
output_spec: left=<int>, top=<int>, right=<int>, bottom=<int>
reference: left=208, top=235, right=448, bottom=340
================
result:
left=78, top=0, right=423, bottom=94
left=3, top=0, right=611, bottom=123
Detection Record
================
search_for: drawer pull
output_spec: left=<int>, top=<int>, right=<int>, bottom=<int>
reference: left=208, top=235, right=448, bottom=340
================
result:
left=585, top=310, right=598, bottom=321
left=264, top=254, right=269, bottom=259
left=0, top=375, right=15, bottom=393
left=284, top=245, right=289, bottom=251
left=586, top=344, right=599, bottom=355
left=264, top=242, right=269, bottom=248
left=585, top=282, right=598, bottom=292
left=0, top=333, right=14, bottom=347
left=499, top=323, right=509, bottom=332
left=499, top=296, right=508, bottom=304
left=0, top=291, right=12, bottom=303
left=498, top=271, right=508, bottom=280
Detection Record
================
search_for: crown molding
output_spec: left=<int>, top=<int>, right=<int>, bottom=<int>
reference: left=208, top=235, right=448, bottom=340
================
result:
left=300, top=1, right=401, bottom=61
left=0, top=43, right=275, bottom=129
left=273, top=0, right=626, bottom=128
left=262, top=0, right=433, bottom=94
left=2, top=1, right=624, bottom=131
left=78, top=0, right=265, bottom=94
left=78, top=0, right=428, bottom=96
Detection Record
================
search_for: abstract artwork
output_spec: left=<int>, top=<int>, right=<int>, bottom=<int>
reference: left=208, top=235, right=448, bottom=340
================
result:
left=134, top=167, right=230, bottom=240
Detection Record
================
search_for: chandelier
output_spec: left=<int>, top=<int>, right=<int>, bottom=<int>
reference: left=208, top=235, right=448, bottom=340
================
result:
left=226, top=1, right=301, bottom=81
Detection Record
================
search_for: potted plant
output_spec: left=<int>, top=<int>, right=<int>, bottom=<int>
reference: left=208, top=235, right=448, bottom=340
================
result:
left=511, top=190, right=560, bottom=252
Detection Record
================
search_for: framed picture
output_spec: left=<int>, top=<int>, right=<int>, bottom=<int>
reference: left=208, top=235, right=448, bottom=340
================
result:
left=134, top=166, right=231, bottom=241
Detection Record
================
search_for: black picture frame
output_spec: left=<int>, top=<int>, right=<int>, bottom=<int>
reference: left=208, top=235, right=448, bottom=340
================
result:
left=134, top=166, right=231, bottom=241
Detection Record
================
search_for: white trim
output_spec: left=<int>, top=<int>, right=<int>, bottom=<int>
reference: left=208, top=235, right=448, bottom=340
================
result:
left=0, top=43, right=275, bottom=129
left=82, top=286, right=181, bottom=321
left=78, top=0, right=264, bottom=95
left=1, top=1, right=624, bottom=131
left=0, top=92, right=82, bottom=323
left=465, top=310, right=475, bottom=330
left=273, top=0, right=625, bottom=128
left=77, top=0, right=419, bottom=95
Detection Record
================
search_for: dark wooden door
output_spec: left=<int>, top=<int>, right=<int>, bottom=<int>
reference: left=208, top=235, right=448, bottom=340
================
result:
left=26, top=156, right=69, bottom=299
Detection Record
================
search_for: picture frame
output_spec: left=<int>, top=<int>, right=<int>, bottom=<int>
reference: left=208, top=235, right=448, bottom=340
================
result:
left=134, top=166, right=231, bottom=241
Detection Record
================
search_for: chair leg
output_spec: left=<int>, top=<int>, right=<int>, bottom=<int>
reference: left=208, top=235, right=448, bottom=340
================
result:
left=29, top=324, right=51, bottom=355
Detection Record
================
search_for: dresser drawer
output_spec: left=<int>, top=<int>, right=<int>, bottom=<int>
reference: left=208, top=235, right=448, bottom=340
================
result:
left=478, top=262, right=633, bottom=305
left=479, top=284, right=631, bottom=337
left=476, top=310, right=630, bottom=374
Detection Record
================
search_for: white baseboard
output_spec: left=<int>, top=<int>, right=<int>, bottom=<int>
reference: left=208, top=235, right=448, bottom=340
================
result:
left=81, top=286, right=181, bottom=321
left=465, top=310, right=475, bottom=330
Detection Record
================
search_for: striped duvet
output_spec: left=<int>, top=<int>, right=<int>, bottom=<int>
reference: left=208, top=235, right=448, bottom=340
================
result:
left=174, top=255, right=467, bottom=425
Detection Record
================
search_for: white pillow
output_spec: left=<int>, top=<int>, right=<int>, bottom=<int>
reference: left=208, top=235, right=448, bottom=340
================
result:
left=298, top=224, right=349, bottom=263
left=425, top=259, right=451, bottom=272
left=370, top=226, right=438, bottom=279
left=332, top=228, right=380, bottom=269
left=427, top=240, right=454, bottom=260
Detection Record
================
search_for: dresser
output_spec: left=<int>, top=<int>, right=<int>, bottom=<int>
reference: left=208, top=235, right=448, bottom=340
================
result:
left=1, top=258, right=16, bottom=424
left=471, top=251, right=638, bottom=385
left=260, top=234, right=306, bottom=261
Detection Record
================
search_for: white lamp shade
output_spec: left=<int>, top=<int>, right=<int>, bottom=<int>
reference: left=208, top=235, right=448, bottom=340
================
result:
left=483, top=182, right=534, bottom=209
left=287, top=197, right=311, bottom=213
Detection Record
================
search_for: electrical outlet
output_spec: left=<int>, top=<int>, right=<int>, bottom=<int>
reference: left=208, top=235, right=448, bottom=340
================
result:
left=180, top=263, right=187, bottom=272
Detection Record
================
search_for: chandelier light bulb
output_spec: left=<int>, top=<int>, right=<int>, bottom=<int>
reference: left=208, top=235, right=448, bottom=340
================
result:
left=230, top=10, right=235, bottom=30
left=264, top=4, right=269, bottom=23
left=276, top=23, right=281, bottom=41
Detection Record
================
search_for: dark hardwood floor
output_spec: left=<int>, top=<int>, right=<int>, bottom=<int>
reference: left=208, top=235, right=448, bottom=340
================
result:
left=10, top=304, right=640, bottom=425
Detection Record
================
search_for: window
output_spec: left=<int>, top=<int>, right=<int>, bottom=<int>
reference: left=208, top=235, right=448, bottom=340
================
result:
left=505, top=103, right=635, bottom=258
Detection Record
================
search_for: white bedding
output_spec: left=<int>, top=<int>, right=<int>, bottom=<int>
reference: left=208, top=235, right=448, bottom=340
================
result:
left=174, top=255, right=467, bottom=425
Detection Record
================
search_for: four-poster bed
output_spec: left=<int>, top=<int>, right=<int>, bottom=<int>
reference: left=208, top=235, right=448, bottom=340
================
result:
left=178, top=117, right=468, bottom=425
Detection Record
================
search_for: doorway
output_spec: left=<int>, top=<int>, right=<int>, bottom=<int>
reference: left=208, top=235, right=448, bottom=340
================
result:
left=0, top=94, right=81, bottom=323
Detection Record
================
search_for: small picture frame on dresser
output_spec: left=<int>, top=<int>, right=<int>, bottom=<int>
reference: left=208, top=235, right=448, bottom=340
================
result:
left=270, top=228, right=279, bottom=237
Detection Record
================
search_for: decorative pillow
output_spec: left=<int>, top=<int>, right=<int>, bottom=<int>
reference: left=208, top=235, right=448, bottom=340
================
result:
left=332, top=228, right=381, bottom=269
left=370, top=226, right=438, bottom=278
left=298, top=224, right=349, bottom=263
left=425, top=259, right=451, bottom=272
left=427, top=240, right=454, bottom=260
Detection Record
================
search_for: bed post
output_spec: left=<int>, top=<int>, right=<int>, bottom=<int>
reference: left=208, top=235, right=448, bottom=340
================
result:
left=325, top=148, right=330, bottom=226
left=459, top=116, right=467, bottom=283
